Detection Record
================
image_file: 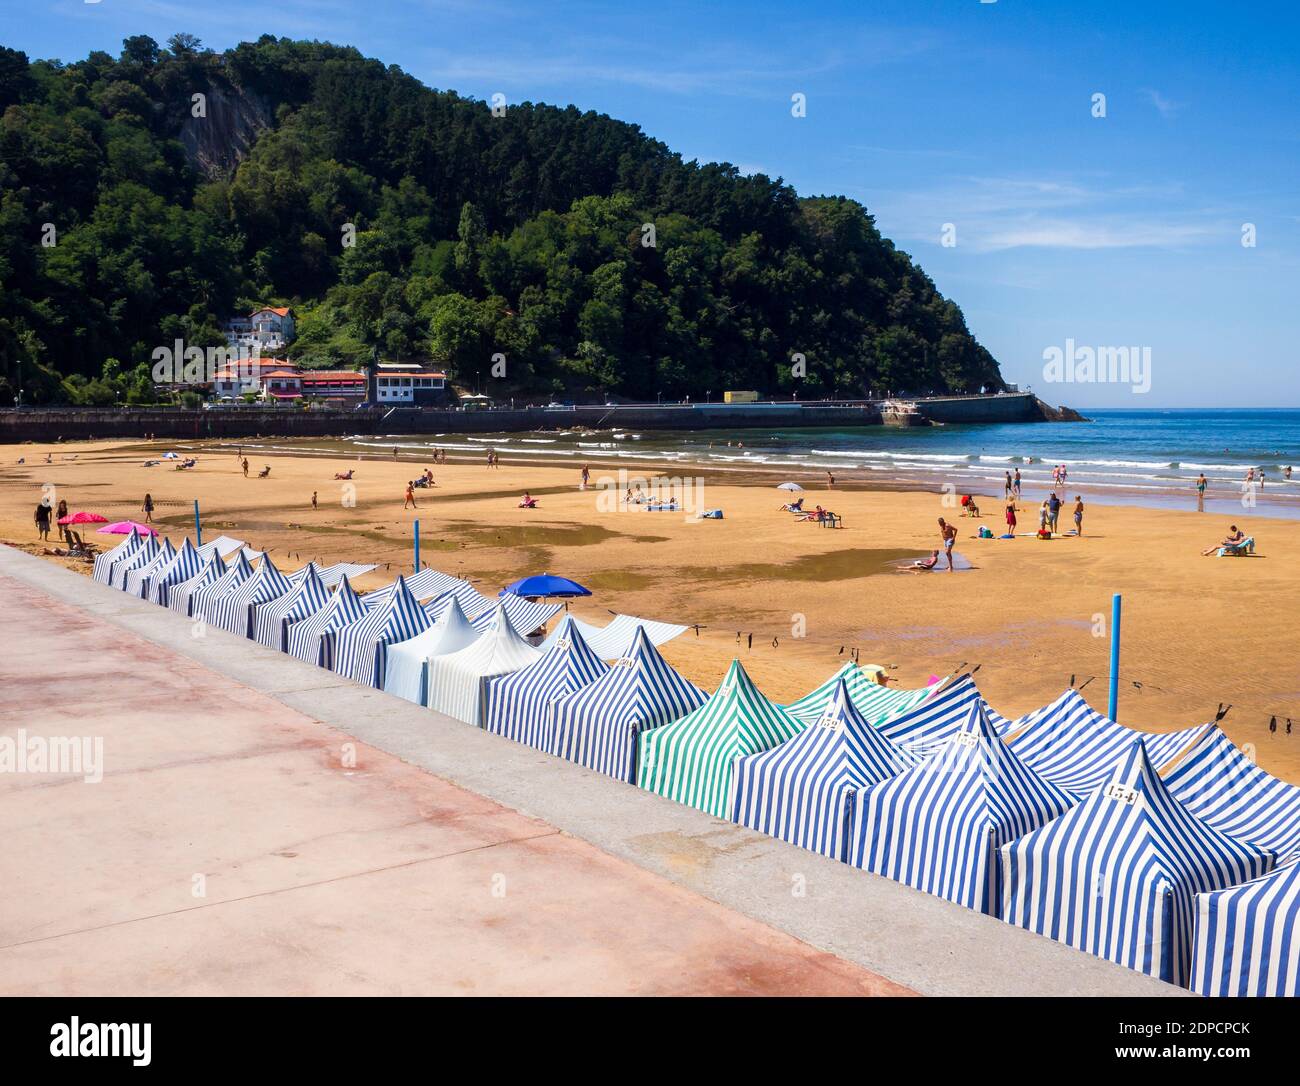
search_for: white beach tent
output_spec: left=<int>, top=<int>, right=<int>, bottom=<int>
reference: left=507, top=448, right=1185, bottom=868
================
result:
left=550, top=626, right=707, bottom=782
left=1165, top=726, right=1300, bottom=855
left=382, top=597, right=480, bottom=704
left=786, top=662, right=939, bottom=725
left=166, top=550, right=229, bottom=617
left=850, top=702, right=1074, bottom=915
left=92, top=526, right=143, bottom=583
left=121, top=538, right=176, bottom=596
left=331, top=574, right=431, bottom=688
left=1003, top=689, right=1213, bottom=801
left=483, top=614, right=608, bottom=750
left=286, top=575, right=368, bottom=669
left=425, top=603, right=541, bottom=726
left=190, top=550, right=255, bottom=627
left=1191, top=859, right=1300, bottom=997
left=313, top=562, right=377, bottom=588
left=732, top=677, right=920, bottom=861
left=1001, top=739, right=1275, bottom=986
left=253, top=564, right=332, bottom=649
left=207, top=554, right=292, bottom=638
left=538, top=613, right=689, bottom=659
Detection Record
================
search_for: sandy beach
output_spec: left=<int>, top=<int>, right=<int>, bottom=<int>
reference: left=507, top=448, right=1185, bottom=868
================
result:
left=4, top=435, right=1298, bottom=785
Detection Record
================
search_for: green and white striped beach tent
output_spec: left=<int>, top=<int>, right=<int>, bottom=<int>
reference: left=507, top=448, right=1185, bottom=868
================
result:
left=638, top=659, right=806, bottom=819
left=785, top=662, right=940, bottom=725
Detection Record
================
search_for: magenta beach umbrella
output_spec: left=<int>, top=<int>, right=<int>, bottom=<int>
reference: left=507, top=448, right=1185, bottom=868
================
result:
left=97, top=520, right=158, bottom=537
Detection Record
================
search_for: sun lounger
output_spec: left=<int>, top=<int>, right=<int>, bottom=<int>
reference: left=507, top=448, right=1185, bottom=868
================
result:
left=1217, top=537, right=1255, bottom=556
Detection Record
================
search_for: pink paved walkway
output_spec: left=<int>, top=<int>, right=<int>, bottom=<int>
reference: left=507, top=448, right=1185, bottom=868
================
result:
left=0, top=573, right=910, bottom=996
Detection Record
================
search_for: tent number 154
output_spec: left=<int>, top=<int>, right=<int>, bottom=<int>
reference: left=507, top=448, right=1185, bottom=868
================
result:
left=1103, top=782, right=1140, bottom=806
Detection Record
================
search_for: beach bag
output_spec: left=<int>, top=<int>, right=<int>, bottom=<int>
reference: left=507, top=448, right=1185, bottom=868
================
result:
left=702, top=509, right=724, bottom=519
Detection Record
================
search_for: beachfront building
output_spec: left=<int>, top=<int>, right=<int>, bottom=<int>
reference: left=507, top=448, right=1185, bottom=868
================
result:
left=372, top=361, right=448, bottom=405
left=299, top=370, right=367, bottom=403
left=224, top=306, right=296, bottom=354
left=260, top=368, right=303, bottom=401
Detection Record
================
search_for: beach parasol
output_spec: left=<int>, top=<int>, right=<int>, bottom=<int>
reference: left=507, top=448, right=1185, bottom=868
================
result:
left=499, top=573, right=591, bottom=599
left=57, top=511, right=108, bottom=526
left=97, top=520, right=158, bottom=537
left=777, top=482, right=804, bottom=491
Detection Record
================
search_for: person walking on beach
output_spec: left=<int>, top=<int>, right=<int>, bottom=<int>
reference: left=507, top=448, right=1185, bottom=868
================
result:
left=1013, top=468, right=1022, bottom=498
left=55, top=498, right=68, bottom=542
left=938, top=518, right=958, bottom=572
left=1047, top=492, right=1061, bottom=534
left=393, top=447, right=399, bottom=461
left=1005, top=498, right=1017, bottom=534
left=142, top=493, right=154, bottom=523
left=311, top=490, right=318, bottom=510
left=1073, top=496, right=1084, bottom=535
left=34, top=500, right=52, bottom=541
left=404, top=482, right=417, bottom=509
left=827, top=471, right=835, bottom=488
left=1005, top=471, right=1013, bottom=499
left=581, top=464, right=590, bottom=490
left=1196, top=473, right=1208, bottom=511
left=242, top=458, right=249, bottom=477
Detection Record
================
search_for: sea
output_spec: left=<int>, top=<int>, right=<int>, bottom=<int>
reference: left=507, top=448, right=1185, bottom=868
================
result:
left=224, top=408, right=1300, bottom=519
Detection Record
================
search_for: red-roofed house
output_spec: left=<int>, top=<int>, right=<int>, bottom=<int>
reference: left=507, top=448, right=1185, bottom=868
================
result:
left=224, top=306, right=296, bottom=354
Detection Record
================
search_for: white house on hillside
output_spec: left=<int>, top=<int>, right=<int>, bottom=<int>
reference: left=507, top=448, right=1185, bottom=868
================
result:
left=224, top=306, right=296, bottom=354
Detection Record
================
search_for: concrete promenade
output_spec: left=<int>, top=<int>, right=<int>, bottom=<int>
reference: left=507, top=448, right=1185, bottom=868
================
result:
left=0, top=545, right=1179, bottom=996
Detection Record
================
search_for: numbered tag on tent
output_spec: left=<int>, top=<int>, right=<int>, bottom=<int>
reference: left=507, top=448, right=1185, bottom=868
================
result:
left=1103, top=781, right=1141, bottom=807
left=717, top=680, right=735, bottom=697
left=554, top=636, right=571, bottom=651
left=816, top=711, right=844, bottom=733
left=613, top=656, right=636, bottom=670
left=954, top=730, right=980, bottom=750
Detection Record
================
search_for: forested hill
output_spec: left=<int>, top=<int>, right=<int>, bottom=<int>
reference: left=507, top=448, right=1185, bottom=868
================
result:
left=0, top=34, right=1005, bottom=405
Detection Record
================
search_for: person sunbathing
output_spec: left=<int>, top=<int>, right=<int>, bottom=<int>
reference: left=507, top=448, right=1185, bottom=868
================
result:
left=258, top=465, right=271, bottom=478
left=1202, top=525, right=1245, bottom=556
left=519, top=492, right=538, bottom=508
left=902, top=551, right=941, bottom=571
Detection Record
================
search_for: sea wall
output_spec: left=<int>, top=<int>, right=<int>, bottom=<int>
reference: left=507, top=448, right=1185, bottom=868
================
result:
left=0, top=393, right=1046, bottom=443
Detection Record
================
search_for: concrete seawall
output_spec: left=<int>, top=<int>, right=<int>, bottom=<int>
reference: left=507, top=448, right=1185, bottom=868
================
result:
left=0, top=393, right=1051, bottom=442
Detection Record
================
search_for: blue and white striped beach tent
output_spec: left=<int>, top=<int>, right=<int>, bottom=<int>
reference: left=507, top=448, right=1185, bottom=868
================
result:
left=106, top=532, right=160, bottom=589
left=92, top=527, right=143, bottom=583
left=286, top=575, right=368, bottom=669
left=121, top=538, right=175, bottom=596
left=362, top=567, right=460, bottom=607
left=91, top=526, right=140, bottom=582
left=207, top=555, right=292, bottom=638
left=313, top=562, right=377, bottom=588
left=382, top=598, right=480, bottom=704
left=1165, top=727, right=1300, bottom=855
left=874, top=675, right=992, bottom=759
left=638, top=659, right=807, bottom=820
left=166, top=550, right=228, bottom=616
left=425, top=603, right=542, bottom=726
left=332, top=574, right=430, bottom=688
left=550, top=626, right=707, bottom=782
left=253, top=564, right=331, bottom=649
left=1004, top=690, right=1213, bottom=800
left=362, top=568, right=559, bottom=633
left=145, top=538, right=202, bottom=604
left=483, top=615, right=608, bottom=750
left=1001, top=739, right=1275, bottom=986
left=733, top=677, right=920, bottom=861
left=190, top=550, right=255, bottom=627
left=786, top=663, right=939, bottom=725
left=851, top=702, right=1074, bottom=914
left=1191, top=860, right=1300, bottom=996
left=539, top=613, right=689, bottom=659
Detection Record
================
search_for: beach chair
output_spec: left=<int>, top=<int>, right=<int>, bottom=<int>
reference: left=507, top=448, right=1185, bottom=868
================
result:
left=1217, top=537, right=1255, bottom=557
left=821, top=512, right=842, bottom=528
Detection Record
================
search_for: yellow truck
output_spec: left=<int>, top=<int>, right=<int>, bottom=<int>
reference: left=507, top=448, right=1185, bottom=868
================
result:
left=723, top=390, right=760, bottom=404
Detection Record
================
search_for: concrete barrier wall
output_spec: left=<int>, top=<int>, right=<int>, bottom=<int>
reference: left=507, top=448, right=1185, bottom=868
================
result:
left=0, top=394, right=1043, bottom=442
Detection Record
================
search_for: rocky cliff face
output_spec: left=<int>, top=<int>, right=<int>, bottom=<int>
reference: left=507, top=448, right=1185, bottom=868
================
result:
left=178, top=82, right=271, bottom=178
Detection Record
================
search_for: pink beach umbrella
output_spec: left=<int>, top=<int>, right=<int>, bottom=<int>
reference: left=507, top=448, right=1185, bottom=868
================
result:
left=57, top=511, right=109, bottom=527
left=97, top=520, right=158, bottom=537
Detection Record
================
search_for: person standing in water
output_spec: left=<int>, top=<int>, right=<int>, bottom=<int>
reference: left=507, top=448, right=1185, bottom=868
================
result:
left=938, top=518, right=958, bottom=572
left=1196, top=473, right=1208, bottom=511
left=1013, top=468, right=1022, bottom=498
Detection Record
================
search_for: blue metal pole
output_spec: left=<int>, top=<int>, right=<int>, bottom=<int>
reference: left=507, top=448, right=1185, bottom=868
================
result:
left=413, top=518, right=420, bottom=572
left=194, top=499, right=202, bottom=546
left=1108, top=593, right=1122, bottom=721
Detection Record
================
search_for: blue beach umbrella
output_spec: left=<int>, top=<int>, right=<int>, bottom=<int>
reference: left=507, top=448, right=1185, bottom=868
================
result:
left=499, top=573, right=592, bottom=599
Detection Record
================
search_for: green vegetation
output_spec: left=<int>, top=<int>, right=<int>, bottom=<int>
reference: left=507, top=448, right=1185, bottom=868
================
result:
left=0, top=35, right=1004, bottom=405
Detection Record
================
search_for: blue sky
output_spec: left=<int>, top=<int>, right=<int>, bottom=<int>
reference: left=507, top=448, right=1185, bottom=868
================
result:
left=8, top=0, right=1299, bottom=406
